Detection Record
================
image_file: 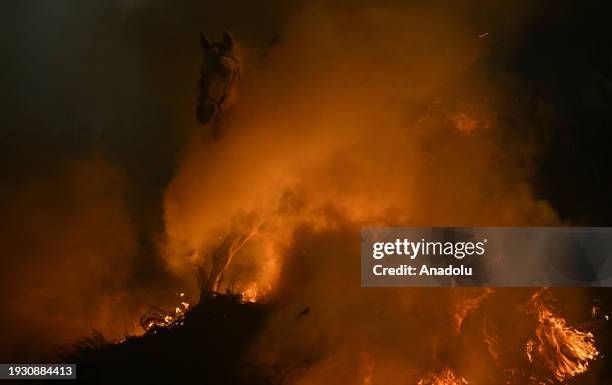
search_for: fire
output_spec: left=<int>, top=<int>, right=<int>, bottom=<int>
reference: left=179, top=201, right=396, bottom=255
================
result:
left=527, top=290, right=599, bottom=382
left=140, top=295, right=191, bottom=333
left=417, top=367, right=468, bottom=385
left=240, top=282, right=263, bottom=303
left=525, top=339, right=535, bottom=363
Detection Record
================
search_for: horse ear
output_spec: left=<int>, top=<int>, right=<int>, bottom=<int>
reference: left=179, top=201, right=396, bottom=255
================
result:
left=200, top=33, right=212, bottom=50
left=221, top=30, right=234, bottom=51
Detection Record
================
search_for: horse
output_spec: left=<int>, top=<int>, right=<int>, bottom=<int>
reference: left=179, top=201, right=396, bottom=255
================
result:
left=196, top=31, right=240, bottom=135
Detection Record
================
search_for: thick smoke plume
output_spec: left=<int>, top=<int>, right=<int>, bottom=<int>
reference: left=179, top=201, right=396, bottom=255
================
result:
left=0, top=157, right=140, bottom=360
left=1, top=1, right=607, bottom=379
left=161, top=2, right=597, bottom=383
left=0, top=0, right=298, bottom=360
left=163, top=1, right=559, bottom=277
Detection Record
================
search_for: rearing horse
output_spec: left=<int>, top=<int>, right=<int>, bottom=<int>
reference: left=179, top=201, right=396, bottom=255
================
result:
left=196, top=31, right=240, bottom=134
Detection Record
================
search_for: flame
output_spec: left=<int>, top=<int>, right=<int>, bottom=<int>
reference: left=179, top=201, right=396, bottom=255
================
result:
left=527, top=290, right=599, bottom=382
left=141, top=297, right=191, bottom=333
left=241, top=282, right=264, bottom=303
left=417, top=367, right=468, bottom=385
left=525, top=339, right=535, bottom=363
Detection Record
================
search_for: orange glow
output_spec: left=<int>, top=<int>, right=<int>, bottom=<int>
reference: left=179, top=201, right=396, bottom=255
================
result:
left=240, top=282, right=262, bottom=303
left=451, top=288, right=494, bottom=334
left=528, top=290, right=599, bottom=382
left=417, top=367, right=468, bottom=385
left=141, top=300, right=191, bottom=333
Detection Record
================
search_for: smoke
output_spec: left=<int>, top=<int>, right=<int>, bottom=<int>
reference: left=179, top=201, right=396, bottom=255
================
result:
left=0, top=0, right=255, bottom=360
left=163, top=1, right=558, bottom=269
left=0, top=0, right=302, bottom=360
left=0, top=156, right=138, bottom=360
left=162, top=2, right=559, bottom=287
left=1, top=0, right=607, bottom=375
left=161, top=1, right=597, bottom=383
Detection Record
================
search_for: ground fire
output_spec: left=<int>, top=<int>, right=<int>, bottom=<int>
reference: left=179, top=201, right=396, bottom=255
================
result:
left=527, top=290, right=600, bottom=382
left=417, top=367, right=468, bottom=385
left=2, top=2, right=612, bottom=385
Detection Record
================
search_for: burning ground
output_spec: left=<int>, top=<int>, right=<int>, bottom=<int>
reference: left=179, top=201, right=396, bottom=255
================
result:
left=1, top=0, right=612, bottom=384
left=62, top=287, right=607, bottom=384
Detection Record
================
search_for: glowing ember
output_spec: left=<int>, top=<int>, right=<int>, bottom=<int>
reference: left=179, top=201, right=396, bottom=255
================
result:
left=140, top=298, right=191, bottom=332
left=240, top=282, right=261, bottom=303
left=527, top=290, right=599, bottom=382
left=417, top=367, right=468, bottom=385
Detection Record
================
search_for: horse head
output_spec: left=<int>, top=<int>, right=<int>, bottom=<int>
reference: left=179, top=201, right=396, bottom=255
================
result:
left=196, top=31, right=240, bottom=128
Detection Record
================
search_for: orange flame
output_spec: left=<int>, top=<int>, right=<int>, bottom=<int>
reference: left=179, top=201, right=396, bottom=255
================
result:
left=241, top=282, right=261, bottom=303
left=527, top=290, right=599, bottom=382
left=141, top=296, right=191, bottom=333
left=417, top=367, right=468, bottom=385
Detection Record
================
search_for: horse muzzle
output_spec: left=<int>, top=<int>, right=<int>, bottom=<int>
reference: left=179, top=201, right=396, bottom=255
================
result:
left=196, top=99, right=218, bottom=125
